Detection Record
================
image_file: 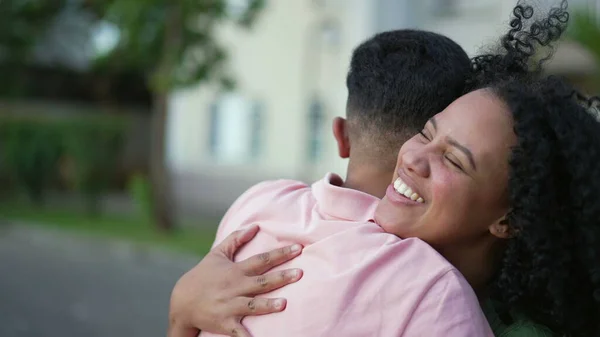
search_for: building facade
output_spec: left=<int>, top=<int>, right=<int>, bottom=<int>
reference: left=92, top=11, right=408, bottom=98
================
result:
left=168, top=0, right=598, bottom=218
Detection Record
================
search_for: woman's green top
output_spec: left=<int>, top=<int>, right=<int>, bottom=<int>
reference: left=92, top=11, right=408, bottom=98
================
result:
left=482, top=299, right=555, bottom=337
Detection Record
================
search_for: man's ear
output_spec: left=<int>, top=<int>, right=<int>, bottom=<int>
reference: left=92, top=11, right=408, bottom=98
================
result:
left=332, top=117, right=350, bottom=159
left=489, top=214, right=514, bottom=239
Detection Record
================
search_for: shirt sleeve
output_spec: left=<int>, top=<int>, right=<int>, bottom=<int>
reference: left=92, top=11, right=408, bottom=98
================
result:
left=211, top=179, right=307, bottom=248
left=403, top=269, right=494, bottom=337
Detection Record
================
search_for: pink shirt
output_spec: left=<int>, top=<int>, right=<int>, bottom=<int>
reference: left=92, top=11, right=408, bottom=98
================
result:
left=200, top=173, right=493, bottom=337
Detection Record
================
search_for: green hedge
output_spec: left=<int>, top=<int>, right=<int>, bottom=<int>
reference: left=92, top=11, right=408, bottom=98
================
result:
left=0, top=115, right=128, bottom=213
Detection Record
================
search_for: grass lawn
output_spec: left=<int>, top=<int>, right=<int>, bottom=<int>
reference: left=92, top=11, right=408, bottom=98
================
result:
left=0, top=201, right=218, bottom=256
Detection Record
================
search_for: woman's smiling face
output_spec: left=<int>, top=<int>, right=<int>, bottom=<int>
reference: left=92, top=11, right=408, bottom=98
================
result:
left=374, top=89, right=517, bottom=247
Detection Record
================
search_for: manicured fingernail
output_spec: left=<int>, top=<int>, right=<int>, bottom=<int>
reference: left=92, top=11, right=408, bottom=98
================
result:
left=290, top=244, right=302, bottom=253
left=291, top=269, right=301, bottom=278
left=274, top=299, right=285, bottom=309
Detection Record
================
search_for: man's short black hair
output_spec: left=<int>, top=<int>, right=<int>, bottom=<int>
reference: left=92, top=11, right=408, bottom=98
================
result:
left=346, top=29, right=471, bottom=164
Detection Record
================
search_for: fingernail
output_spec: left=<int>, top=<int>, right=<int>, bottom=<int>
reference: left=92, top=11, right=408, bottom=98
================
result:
left=291, top=269, right=301, bottom=278
left=274, top=299, right=285, bottom=309
left=290, top=244, right=302, bottom=253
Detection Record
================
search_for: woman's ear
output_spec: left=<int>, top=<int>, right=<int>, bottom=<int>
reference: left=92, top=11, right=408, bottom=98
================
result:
left=489, top=215, right=514, bottom=239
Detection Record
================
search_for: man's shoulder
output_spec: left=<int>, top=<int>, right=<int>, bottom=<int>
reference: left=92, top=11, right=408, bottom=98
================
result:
left=375, top=239, right=478, bottom=307
left=383, top=237, right=458, bottom=273
left=214, top=179, right=314, bottom=243
left=246, top=179, right=310, bottom=195
left=404, top=257, right=493, bottom=336
left=341, top=236, right=466, bottom=292
left=236, top=179, right=311, bottom=208
left=417, top=250, right=476, bottom=302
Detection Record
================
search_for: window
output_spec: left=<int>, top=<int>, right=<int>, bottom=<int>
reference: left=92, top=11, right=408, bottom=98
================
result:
left=207, top=94, right=264, bottom=163
left=307, top=97, right=325, bottom=162
left=208, top=102, right=220, bottom=157
left=250, top=101, right=264, bottom=158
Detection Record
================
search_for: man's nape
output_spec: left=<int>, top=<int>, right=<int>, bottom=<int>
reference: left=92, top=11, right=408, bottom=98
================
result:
left=337, top=29, right=472, bottom=198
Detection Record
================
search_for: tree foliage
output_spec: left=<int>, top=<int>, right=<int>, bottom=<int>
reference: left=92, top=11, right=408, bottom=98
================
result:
left=569, top=9, right=600, bottom=64
left=568, top=8, right=600, bottom=93
left=89, top=0, right=265, bottom=92
left=0, top=0, right=68, bottom=65
left=87, top=0, right=266, bottom=230
left=0, top=0, right=265, bottom=230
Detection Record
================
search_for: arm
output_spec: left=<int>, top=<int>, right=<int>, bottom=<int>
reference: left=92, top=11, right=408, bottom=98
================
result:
left=168, top=225, right=304, bottom=337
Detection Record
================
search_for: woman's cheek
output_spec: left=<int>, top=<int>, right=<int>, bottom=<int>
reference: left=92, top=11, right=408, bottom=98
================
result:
left=430, top=172, right=471, bottom=222
left=430, top=168, right=455, bottom=205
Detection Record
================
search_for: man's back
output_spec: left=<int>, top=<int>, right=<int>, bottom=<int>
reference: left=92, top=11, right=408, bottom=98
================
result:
left=201, top=174, right=492, bottom=337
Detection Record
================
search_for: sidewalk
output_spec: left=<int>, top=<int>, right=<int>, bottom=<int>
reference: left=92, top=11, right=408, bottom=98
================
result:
left=0, top=223, right=199, bottom=337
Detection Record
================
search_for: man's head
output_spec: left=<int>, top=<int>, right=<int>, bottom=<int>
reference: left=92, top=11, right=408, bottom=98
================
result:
left=333, top=30, right=471, bottom=195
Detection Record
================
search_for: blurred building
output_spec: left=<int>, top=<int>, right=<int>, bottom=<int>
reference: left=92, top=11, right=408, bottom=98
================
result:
left=168, top=0, right=598, bottom=218
left=417, top=0, right=599, bottom=89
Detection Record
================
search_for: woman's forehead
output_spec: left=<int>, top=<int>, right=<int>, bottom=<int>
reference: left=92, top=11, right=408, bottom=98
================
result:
left=436, top=90, right=513, bottom=137
left=435, top=90, right=516, bottom=166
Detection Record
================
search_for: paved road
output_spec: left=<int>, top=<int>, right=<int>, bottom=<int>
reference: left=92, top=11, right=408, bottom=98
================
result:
left=0, top=224, right=199, bottom=337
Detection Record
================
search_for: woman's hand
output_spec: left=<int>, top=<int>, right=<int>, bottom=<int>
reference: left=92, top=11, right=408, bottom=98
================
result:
left=168, top=225, right=304, bottom=337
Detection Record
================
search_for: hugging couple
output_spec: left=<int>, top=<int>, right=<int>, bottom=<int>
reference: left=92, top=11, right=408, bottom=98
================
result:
left=169, top=1, right=600, bottom=336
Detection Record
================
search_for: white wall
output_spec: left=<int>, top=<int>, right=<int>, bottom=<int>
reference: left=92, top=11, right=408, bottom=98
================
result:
left=167, top=0, right=383, bottom=183
left=166, top=0, right=597, bottom=216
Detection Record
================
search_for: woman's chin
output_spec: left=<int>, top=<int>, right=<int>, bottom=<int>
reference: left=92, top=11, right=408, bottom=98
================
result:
left=374, top=200, right=413, bottom=238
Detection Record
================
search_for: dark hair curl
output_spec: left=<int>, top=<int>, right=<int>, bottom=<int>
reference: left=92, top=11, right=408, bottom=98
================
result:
left=468, top=0, right=569, bottom=88
left=469, top=1, right=600, bottom=335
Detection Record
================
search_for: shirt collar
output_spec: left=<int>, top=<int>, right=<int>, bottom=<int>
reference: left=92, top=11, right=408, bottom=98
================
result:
left=312, top=172, right=380, bottom=222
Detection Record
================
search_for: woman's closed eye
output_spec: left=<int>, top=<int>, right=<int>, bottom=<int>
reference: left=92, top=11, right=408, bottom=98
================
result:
left=419, top=129, right=466, bottom=172
left=445, top=153, right=464, bottom=171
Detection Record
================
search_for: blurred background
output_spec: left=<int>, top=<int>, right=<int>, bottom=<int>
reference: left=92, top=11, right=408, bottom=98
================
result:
left=0, top=0, right=598, bottom=336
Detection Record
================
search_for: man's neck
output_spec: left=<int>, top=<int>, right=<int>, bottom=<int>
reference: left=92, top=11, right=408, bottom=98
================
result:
left=343, top=161, right=394, bottom=198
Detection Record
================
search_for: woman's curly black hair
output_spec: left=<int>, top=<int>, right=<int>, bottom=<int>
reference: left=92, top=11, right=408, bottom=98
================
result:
left=468, top=0, right=570, bottom=87
left=491, top=77, right=600, bottom=337
left=468, top=1, right=600, bottom=335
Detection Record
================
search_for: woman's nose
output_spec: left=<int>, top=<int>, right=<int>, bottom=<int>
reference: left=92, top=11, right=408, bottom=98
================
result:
left=401, top=148, right=431, bottom=178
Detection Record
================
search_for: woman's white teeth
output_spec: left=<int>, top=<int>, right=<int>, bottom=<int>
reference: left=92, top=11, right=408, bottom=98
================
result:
left=393, top=178, right=424, bottom=203
left=394, top=179, right=408, bottom=193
